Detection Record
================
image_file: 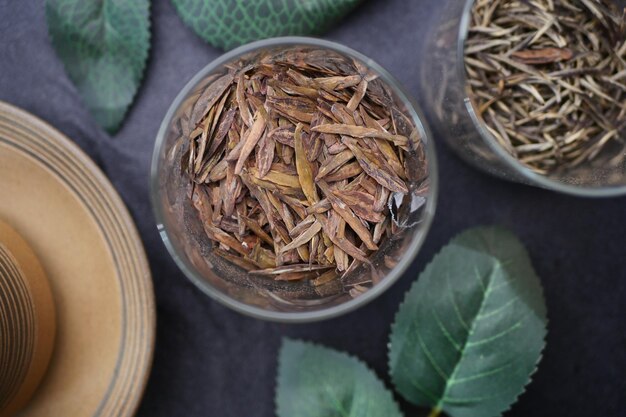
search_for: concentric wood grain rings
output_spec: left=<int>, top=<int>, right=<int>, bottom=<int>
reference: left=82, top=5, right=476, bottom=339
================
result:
left=0, top=222, right=55, bottom=417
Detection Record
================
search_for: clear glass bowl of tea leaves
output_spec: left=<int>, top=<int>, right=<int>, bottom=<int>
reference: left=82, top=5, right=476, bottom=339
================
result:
left=422, top=0, right=626, bottom=196
left=151, top=37, right=437, bottom=322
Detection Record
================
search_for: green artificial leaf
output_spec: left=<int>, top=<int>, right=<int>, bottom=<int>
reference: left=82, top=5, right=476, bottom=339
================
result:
left=46, top=0, right=150, bottom=133
left=171, top=0, right=362, bottom=50
left=277, top=338, right=403, bottom=417
left=389, top=226, right=547, bottom=417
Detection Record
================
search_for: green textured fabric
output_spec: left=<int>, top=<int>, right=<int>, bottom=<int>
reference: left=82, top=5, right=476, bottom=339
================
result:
left=389, top=227, right=547, bottom=417
left=46, top=0, right=150, bottom=134
left=171, top=0, right=362, bottom=50
left=277, top=339, right=403, bottom=417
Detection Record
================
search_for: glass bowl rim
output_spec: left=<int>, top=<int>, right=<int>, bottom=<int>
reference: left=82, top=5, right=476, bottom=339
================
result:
left=150, top=36, right=439, bottom=322
left=457, top=0, right=626, bottom=198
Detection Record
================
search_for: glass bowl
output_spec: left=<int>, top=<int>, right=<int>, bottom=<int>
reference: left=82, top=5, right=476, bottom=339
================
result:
left=421, top=0, right=626, bottom=197
left=151, top=37, right=437, bottom=322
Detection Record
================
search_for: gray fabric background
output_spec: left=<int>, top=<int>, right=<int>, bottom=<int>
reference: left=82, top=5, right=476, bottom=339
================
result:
left=1, top=0, right=625, bottom=416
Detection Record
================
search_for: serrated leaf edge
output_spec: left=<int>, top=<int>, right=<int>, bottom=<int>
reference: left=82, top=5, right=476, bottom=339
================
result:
left=45, top=0, right=152, bottom=135
left=387, top=226, right=549, bottom=417
left=277, top=337, right=403, bottom=417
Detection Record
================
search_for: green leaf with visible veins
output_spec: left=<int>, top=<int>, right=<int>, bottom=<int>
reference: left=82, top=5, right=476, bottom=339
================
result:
left=277, top=339, right=403, bottom=417
left=46, top=0, right=150, bottom=134
left=389, top=226, right=547, bottom=417
left=171, top=0, right=362, bottom=50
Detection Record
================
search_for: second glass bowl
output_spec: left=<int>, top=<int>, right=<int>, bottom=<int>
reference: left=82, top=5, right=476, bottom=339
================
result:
left=422, top=0, right=626, bottom=197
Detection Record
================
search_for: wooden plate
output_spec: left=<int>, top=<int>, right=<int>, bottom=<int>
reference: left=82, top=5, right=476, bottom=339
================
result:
left=0, top=101, right=155, bottom=417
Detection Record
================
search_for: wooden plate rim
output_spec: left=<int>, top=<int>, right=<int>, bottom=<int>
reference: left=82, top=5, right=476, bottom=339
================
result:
left=0, top=101, right=155, bottom=417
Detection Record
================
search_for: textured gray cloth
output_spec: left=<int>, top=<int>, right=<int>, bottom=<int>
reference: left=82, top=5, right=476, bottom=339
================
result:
left=1, top=0, right=625, bottom=416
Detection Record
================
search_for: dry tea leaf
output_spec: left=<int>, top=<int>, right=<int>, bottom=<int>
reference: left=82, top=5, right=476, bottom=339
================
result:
left=312, top=124, right=408, bottom=147
left=511, top=47, right=574, bottom=65
left=344, top=140, right=409, bottom=193
left=191, top=73, right=234, bottom=128
left=294, top=123, right=319, bottom=205
left=234, top=111, right=266, bottom=174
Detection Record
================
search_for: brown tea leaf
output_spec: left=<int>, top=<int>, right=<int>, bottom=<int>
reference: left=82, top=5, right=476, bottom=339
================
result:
left=373, top=186, right=390, bottom=213
left=315, top=149, right=355, bottom=180
left=317, top=180, right=378, bottom=251
left=234, top=111, right=266, bottom=174
left=312, top=123, right=408, bottom=147
left=289, top=215, right=316, bottom=237
left=372, top=218, right=389, bottom=244
left=191, top=73, right=234, bottom=128
left=204, top=224, right=249, bottom=257
left=306, top=113, right=324, bottom=161
left=347, top=79, right=369, bottom=111
left=324, top=161, right=363, bottom=182
left=280, top=220, right=322, bottom=252
left=222, top=164, right=242, bottom=216
left=314, top=213, right=369, bottom=263
left=267, top=96, right=316, bottom=123
left=193, top=108, right=214, bottom=173
left=250, top=167, right=301, bottom=188
left=250, top=264, right=334, bottom=275
left=212, top=247, right=258, bottom=271
left=240, top=216, right=273, bottom=246
left=237, top=73, right=253, bottom=127
left=274, top=193, right=309, bottom=219
left=315, top=75, right=362, bottom=90
left=512, top=48, right=574, bottom=65
left=268, top=126, right=295, bottom=147
left=191, top=186, right=213, bottom=224
left=256, top=133, right=275, bottom=178
left=294, top=123, right=319, bottom=204
left=207, top=159, right=229, bottom=182
left=240, top=173, right=277, bottom=229
left=207, top=108, right=237, bottom=158
left=326, top=138, right=347, bottom=155
left=343, top=140, right=409, bottom=193
left=269, top=79, right=319, bottom=98
left=336, top=189, right=385, bottom=223
left=249, top=243, right=276, bottom=269
left=306, top=198, right=332, bottom=215
left=197, top=150, right=225, bottom=183
left=311, top=269, right=339, bottom=286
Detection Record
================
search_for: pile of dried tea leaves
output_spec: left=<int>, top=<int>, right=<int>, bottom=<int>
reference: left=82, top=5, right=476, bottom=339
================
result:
left=465, top=0, right=626, bottom=174
left=182, top=48, right=427, bottom=286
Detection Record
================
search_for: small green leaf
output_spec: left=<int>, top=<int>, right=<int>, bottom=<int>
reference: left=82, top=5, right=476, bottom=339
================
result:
left=389, top=226, right=547, bottom=417
left=171, top=0, right=362, bottom=50
left=277, top=338, right=403, bottom=417
left=46, top=0, right=150, bottom=133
